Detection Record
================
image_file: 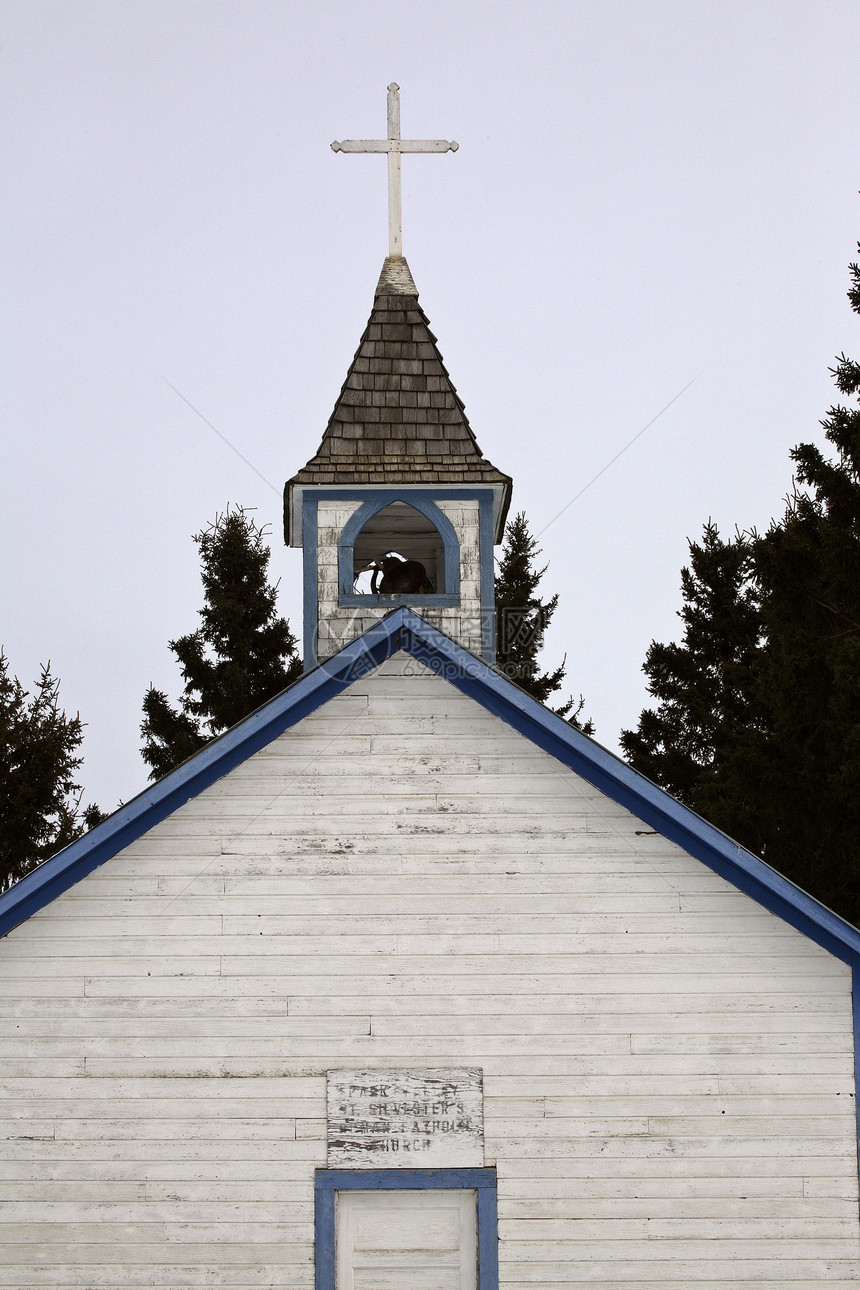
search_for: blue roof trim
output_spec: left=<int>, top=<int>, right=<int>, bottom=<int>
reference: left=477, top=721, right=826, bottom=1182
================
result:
left=3, top=607, right=860, bottom=967
left=0, top=614, right=403, bottom=940
left=396, top=611, right=860, bottom=967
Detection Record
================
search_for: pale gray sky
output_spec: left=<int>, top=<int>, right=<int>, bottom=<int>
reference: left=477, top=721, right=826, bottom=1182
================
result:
left=2, top=0, right=859, bottom=812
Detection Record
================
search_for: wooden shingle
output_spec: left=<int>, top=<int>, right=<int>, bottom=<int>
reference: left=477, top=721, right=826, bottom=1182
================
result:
left=285, top=257, right=512, bottom=517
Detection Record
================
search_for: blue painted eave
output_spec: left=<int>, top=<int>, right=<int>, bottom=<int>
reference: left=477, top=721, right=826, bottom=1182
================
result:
left=0, top=612, right=402, bottom=939
left=2, top=607, right=859, bottom=969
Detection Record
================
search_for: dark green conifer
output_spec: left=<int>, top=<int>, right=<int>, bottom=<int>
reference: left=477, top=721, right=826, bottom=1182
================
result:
left=494, top=512, right=592, bottom=730
left=747, top=256, right=860, bottom=917
left=141, top=507, right=302, bottom=780
left=0, top=653, right=103, bottom=890
left=622, top=247, right=860, bottom=924
left=620, top=522, right=765, bottom=838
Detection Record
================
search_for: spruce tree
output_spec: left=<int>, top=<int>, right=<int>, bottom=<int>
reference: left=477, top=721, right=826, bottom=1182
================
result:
left=746, top=254, right=860, bottom=917
left=620, top=523, right=766, bottom=840
left=495, top=512, right=592, bottom=730
left=141, top=507, right=302, bottom=780
left=0, top=653, right=104, bottom=890
left=622, top=246, right=860, bottom=924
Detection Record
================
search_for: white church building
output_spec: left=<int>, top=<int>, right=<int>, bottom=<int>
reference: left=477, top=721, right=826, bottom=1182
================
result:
left=1, top=88, right=859, bottom=1290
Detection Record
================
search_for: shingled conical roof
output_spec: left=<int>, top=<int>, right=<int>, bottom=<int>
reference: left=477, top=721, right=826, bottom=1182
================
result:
left=285, top=257, right=512, bottom=534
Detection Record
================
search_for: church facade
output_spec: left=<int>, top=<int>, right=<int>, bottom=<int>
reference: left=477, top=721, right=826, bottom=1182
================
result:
left=1, top=253, right=859, bottom=1287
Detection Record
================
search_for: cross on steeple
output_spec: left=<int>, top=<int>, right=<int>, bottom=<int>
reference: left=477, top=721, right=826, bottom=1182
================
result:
left=331, top=83, right=458, bottom=258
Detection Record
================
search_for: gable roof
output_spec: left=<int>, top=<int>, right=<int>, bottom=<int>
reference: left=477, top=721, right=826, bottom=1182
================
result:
left=284, top=257, right=512, bottom=539
left=2, top=607, right=859, bottom=967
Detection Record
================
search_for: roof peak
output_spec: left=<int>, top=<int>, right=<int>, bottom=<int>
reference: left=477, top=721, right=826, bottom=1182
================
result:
left=2, top=607, right=858, bottom=965
left=375, top=255, right=418, bottom=297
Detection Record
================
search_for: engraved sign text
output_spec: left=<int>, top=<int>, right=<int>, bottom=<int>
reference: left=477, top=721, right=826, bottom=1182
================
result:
left=326, top=1068, right=483, bottom=1167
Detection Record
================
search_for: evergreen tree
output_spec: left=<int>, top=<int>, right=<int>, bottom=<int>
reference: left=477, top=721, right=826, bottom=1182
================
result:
left=495, top=512, right=592, bottom=730
left=0, top=653, right=103, bottom=890
left=622, top=247, right=860, bottom=924
left=745, top=255, right=860, bottom=917
left=141, top=507, right=302, bottom=780
left=620, top=523, right=766, bottom=841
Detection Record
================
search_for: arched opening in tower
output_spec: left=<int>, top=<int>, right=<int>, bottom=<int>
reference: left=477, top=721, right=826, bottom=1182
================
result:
left=352, top=502, right=446, bottom=595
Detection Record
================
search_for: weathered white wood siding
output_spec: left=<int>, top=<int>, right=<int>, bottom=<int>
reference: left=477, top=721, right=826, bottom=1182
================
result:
left=316, top=499, right=485, bottom=658
left=1, top=654, right=857, bottom=1287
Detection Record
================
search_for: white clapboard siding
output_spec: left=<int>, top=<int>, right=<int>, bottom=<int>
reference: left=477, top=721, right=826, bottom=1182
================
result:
left=0, top=653, right=857, bottom=1288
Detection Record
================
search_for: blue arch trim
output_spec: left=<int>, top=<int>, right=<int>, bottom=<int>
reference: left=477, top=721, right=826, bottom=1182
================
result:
left=314, top=1167, right=498, bottom=1290
left=301, top=489, right=497, bottom=667
left=337, top=492, right=461, bottom=603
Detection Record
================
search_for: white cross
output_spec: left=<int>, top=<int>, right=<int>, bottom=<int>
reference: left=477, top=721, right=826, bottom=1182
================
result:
left=332, top=83, right=458, bottom=259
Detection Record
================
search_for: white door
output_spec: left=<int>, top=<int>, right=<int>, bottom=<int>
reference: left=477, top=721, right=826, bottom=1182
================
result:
left=335, top=1188, right=477, bottom=1290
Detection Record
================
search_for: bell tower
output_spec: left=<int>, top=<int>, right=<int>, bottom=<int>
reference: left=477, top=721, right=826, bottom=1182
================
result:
left=284, top=87, right=511, bottom=668
left=284, top=256, right=511, bottom=667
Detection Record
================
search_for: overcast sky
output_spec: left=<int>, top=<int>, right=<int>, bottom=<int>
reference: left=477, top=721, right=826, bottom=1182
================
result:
left=2, top=0, right=859, bottom=813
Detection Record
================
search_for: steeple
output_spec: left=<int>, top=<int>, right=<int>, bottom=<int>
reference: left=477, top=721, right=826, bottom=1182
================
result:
left=285, top=256, right=512, bottom=669
left=285, top=88, right=512, bottom=669
left=285, top=256, right=511, bottom=528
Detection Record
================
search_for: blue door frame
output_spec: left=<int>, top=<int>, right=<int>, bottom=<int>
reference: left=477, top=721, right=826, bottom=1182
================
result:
left=314, top=1166, right=499, bottom=1290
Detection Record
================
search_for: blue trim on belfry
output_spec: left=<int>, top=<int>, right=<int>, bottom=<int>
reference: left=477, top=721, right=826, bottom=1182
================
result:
left=3, top=607, right=860, bottom=972
left=339, top=592, right=460, bottom=608
left=337, top=493, right=461, bottom=601
left=314, top=1167, right=498, bottom=1290
left=308, top=489, right=497, bottom=504
left=478, top=493, right=496, bottom=662
left=302, top=492, right=320, bottom=669
left=301, top=488, right=496, bottom=669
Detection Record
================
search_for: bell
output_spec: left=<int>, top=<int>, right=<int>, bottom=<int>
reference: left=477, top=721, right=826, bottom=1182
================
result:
left=370, top=554, right=435, bottom=595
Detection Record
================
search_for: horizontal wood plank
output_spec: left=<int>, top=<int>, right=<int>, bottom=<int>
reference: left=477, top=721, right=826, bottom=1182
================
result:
left=1, top=663, right=856, bottom=1284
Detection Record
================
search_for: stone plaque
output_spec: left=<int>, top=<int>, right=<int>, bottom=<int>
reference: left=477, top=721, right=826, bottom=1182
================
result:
left=326, top=1068, right=484, bottom=1167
